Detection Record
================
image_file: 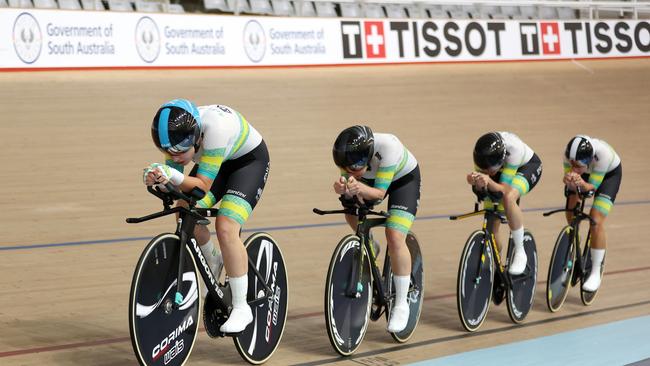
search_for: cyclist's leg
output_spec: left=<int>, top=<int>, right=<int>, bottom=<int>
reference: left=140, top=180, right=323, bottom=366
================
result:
left=215, top=141, right=270, bottom=332
left=188, top=165, right=227, bottom=280
left=384, top=166, right=420, bottom=333
left=504, top=154, right=542, bottom=275
left=583, top=164, right=622, bottom=291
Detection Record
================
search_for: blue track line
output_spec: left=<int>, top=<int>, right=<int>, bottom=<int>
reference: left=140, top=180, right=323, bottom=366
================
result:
left=409, top=315, right=650, bottom=366
left=2, top=199, right=649, bottom=251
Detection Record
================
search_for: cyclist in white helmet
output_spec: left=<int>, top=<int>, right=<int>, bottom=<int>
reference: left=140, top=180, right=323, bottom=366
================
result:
left=563, top=135, right=622, bottom=292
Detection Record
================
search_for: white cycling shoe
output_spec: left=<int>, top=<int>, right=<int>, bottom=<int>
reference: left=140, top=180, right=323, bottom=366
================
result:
left=582, top=271, right=602, bottom=292
left=508, top=248, right=527, bottom=275
left=386, top=305, right=409, bottom=333
left=220, top=305, right=253, bottom=333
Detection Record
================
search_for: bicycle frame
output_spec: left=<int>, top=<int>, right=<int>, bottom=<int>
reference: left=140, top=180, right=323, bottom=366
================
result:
left=450, top=202, right=512, bottom=288
left=313, top=202, right=392, bottom=310
left=543, top=191, right=596, bottom=278
left=127, top=185, right=273, bottom=319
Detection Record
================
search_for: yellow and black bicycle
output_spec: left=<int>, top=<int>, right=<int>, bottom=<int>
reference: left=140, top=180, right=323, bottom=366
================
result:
left=451, top=192, right=538, bottom=332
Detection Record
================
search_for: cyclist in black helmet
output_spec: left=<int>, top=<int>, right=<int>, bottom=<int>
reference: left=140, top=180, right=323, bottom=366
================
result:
left=563, top=135, right=622, bottom=292
left=468, top=132, right=542, bottom=276
left=332, top=125, right=421, bottom=333
left=144, top=99, right=270, bottom=333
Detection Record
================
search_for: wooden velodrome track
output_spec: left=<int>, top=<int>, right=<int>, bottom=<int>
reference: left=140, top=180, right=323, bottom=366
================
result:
left=1, top=59, right=649, bottom=366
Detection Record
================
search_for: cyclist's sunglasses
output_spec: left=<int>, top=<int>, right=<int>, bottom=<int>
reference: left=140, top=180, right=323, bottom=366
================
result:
left=166, top=136, right=195, bottom=154
left=347, top=158, right=369, bottom=171
left=570, top=158, right=591, bottom=167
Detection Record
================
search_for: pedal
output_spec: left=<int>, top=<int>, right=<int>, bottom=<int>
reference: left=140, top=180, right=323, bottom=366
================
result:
left=203, top=296, right=228, bottom=338
left=223, top=330, right=245, bottom=337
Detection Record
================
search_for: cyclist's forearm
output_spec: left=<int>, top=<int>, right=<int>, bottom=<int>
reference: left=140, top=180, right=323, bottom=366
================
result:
left=179, top=174, right=211, bottom=193
left=359, top=184, right=385, bottom=201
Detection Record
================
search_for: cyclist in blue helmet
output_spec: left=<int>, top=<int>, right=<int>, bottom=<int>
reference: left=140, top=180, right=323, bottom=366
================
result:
left=144, top=99, right=270, bottom=333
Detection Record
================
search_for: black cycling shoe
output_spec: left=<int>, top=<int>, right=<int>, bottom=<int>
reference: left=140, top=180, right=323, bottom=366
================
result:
left=492, top=276, right=505, bottom=306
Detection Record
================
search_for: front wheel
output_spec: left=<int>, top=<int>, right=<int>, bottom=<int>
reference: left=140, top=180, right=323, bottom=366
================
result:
left=129, top=234, right=200, bottom=366
left=506, top=230, right=538, bottom=324
left=546, top=226, right=576, bottom=312
left=234, top=232, right=289, bottom=364
left=457, top=230, right=494, bottom=332
left=324, top=234, right=373, bottom=356
left=386, top=232, right=424, bottom=343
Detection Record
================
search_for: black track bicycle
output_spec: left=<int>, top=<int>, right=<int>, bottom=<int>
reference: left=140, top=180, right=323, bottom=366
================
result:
left=126, top=185, right=288, bottom=365
left=313, top=197, right=424, bottom=356
left=544, top=188, right=601, bottom=312
left=450, top=193, right=538, bottom=332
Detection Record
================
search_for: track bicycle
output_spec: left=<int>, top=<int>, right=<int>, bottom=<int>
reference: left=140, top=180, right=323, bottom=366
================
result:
left=544, top=188, right=601, bottom=312
left=450, top=192, right=538, bottom=332
left=126, top=184, right=288, bottom=365
left=313, top=197, right=424, bottom=356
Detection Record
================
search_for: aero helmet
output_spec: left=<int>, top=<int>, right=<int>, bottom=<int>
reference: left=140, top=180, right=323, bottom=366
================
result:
left=473, top=132, right=506, bottom=170
left=151, top=99, right=202, bottom=154
left=332, top=125, right=375, bottom=170
left=565, top=135, right=594, bottom=166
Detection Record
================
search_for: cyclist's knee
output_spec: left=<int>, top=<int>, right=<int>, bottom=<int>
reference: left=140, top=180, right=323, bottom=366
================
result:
left=385, top=228, right=406, bottom=250
left=215, top=216, right=241, bottom=245
left=503, top=185, right=520, bottom=204
left=194, top=225, right=211, bottom=244
left=590, top=210, right=607, bottom=230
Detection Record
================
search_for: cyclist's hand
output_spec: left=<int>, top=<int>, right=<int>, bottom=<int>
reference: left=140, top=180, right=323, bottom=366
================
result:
left=471, top=172, right=489, bottom=191
left=347, top=176, right=362, bottom=196
left=333, top=176, right=348, bottom=195
left=143, top=163, right=184, bottom=186
left=466, top=173, right=476, bottom=185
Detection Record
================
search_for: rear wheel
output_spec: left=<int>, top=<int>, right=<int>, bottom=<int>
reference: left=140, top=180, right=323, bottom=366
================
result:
left=129, top=234, right=200, bottom=366
left=324, top=234, right=373, bottom=356
left=234, top=232, right=289, bottom=364
left=546, top=226, right=576, bottom=312
left=457, top=230, right=494, bottom=332
left=386, top=232, right=424, bottom=343
left=506, top=230, right=538, bottom=324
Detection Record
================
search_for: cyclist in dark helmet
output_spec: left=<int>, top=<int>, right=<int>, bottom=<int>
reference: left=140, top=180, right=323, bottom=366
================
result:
left=563, top=135, right=622, bottom=292
left=144, top=99, right=271, bottom=334
left=468, top=132, right=543, bottom=276
left=332, top=125, right=421, bottom=333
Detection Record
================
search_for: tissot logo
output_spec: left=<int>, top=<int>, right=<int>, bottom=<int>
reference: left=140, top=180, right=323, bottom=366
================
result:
left=341, top=21, right=386, bottom=59
left=520, top=23, right=540, bottom=55
left=520, top=22, right=562, bottom=55
left=540, top=22, right=561, bottom=54
left=364, top=21, right=385, bottom=58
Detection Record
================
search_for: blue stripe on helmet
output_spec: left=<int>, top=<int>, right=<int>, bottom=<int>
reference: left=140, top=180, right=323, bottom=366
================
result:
left=162, top=99, right=201, bottom=128
left=158, top=107, right=171, bottom=148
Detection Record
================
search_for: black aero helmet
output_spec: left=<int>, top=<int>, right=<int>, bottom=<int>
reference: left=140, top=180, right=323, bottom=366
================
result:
left=151, top=99, right=202, bottom=154
left=565, top=135, right=594, bottom=166
left=332, top=125, right=375, bottom=170
left=473, top=132, right=506, bottom=170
